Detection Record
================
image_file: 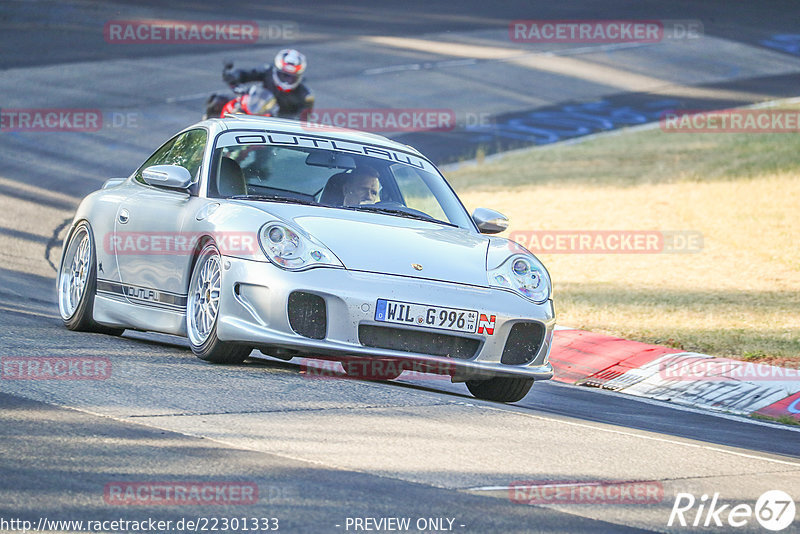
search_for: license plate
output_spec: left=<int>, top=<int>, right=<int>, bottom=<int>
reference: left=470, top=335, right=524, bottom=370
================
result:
left=374, top=299, right=478, bottom=334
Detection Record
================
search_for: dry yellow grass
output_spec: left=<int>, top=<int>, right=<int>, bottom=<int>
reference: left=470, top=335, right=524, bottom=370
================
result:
left=447, top=124, right=800, bottom=364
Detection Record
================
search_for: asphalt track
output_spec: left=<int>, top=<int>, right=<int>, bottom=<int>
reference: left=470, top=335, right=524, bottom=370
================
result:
left=1, top=1, right=800, bottom=533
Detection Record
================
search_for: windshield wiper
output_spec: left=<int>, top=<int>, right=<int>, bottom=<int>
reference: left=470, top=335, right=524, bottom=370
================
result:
left=348, top=205, right=456, bottom=227
left=228, top=194, right=318, bottom=206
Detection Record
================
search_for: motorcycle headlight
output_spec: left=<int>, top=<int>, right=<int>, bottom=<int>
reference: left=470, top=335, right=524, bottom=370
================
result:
left=258, top=222, right=342, bottom=270
left=488, top=254, right=551, bottom=303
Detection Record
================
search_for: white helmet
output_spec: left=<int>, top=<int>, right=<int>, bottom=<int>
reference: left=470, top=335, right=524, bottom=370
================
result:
left=272, top=49, right=307, bottom=92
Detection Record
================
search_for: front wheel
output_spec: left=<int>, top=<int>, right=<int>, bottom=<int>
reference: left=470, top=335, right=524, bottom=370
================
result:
left=204, top=93, right=229, bottom=120
left=187, top=242, right=250, bottom=364
left=57, top=221, right=124, bottom=335
left=466, top=376, right=534, bottom=403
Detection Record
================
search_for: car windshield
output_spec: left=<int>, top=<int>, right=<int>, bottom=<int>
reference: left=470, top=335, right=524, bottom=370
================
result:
left=208, top=130, right=474, bottom=229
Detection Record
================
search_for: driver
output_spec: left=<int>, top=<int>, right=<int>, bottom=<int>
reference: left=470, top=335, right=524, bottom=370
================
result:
left=223, top=49, right=314, bottom=119
left=342, top=166, right=380, bottom=207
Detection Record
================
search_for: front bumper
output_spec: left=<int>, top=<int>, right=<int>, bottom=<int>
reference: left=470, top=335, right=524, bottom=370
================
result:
left=217, top=256, right=555, bottom=381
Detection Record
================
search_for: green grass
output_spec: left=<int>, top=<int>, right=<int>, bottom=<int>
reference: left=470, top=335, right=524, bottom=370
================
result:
left=448, top=109, right=800, bottom=189
left=750, top=414, right=800, bottom=427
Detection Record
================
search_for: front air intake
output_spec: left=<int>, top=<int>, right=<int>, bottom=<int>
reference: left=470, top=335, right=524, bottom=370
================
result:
left=287, top=291, right=327, bottom=339
left=358, top=325, right=480, bottom=359
left=501, top=322, right=545, bottom=365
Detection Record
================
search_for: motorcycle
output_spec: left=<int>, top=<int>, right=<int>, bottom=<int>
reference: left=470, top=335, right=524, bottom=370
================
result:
left=203, top=62, right=280, bottom=120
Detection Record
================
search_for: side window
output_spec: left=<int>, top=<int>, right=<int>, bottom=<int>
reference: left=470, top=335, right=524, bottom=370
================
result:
left=134, top=129, right=207, bottom=185
left=390, top=164, right=448, bottom=221
left=169, top=129, right=207, bottom=179
left=134, top=137, right=177, bottom=184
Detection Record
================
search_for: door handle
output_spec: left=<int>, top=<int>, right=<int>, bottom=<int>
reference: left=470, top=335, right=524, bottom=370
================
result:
left=118, top=209, right=130, bottom=224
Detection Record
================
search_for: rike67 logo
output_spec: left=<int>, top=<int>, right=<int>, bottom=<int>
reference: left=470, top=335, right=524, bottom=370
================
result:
left=478, top=314, right=496, bottom=335
left=669, top=490, right=796, bottom=531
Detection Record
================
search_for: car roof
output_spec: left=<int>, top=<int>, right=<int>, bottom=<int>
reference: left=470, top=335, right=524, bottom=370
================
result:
left=199, top=115, right=424, bottom=156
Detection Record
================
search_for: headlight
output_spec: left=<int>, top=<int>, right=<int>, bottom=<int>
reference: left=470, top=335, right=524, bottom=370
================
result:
left=258, top=222, right=342, bottom=270
left=488, top=254, right=550, bottom=303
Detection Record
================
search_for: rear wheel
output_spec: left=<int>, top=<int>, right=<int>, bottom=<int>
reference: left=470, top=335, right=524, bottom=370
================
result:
left=466, top=376, right=534, bottom=403
left=57, top=221, right=124, bottom=335
left=187, top=242, right=250, bottom=364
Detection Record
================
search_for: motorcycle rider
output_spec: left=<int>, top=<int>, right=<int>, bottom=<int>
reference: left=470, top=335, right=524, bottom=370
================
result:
left=218, top=48, right=314, bottom=119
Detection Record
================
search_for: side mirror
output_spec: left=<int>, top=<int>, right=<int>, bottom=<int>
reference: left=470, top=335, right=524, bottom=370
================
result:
left=142, top=165, right=192, bottom=190
left=472, top=207, right=509, bottom=234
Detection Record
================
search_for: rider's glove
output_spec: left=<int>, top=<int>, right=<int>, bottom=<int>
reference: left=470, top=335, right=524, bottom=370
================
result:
left=222, top=68, right=241, bottom=86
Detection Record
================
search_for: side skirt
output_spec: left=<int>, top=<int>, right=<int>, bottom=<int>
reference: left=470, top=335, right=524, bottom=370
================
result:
left=93, top=293, right=186, bottom=336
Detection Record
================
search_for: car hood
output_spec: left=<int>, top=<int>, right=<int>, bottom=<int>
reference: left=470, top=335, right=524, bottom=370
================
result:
left=245, top=202, right=490, bottom=286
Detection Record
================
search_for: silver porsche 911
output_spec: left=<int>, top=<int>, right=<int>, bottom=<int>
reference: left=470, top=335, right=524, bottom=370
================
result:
left=57, top=116, right=554, bottom=402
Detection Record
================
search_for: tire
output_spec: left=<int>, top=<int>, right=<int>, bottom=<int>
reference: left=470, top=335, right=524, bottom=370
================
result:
left=341, top=357, right=403, bottom=381
left=466, top=376, right=534, bottom=403
left=187, top=242, right=250, bottom=364
left=203, top=94, right=227, bottom=120
left=57, top=221, right=124, bottom=335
